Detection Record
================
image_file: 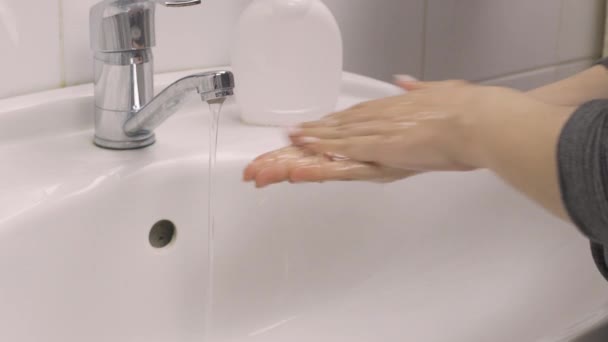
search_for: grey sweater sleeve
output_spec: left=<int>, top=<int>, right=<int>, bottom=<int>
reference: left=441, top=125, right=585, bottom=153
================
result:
left=558, top=100, right=608, bottom=280
left=559, top=57, right=608, bottom=281
left=558, top=100, right=608, bottom=244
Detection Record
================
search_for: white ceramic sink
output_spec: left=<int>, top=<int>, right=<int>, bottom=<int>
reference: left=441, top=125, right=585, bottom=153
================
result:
left=0, top=69, right=607, bottom=342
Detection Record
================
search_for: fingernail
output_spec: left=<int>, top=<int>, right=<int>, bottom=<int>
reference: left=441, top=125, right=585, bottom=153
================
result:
left=299, top=137, right=320, bottom=144
left=325, top=152, right=347, bottom=161
left=393, top=74, right=418, bottom=83
left=255, top=181, right=267, bottom=189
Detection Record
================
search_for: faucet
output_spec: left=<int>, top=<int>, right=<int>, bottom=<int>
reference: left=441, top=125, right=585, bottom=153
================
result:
left=90, top=0, right=235, bottom=150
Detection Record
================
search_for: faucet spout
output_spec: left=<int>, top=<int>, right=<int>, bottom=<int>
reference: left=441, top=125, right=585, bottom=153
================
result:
left=123, top=71, right=235, bottom=137
left=90, top=0, right=234, bottom=150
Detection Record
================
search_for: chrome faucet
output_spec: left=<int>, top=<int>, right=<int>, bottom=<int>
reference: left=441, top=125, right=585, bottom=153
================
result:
left=90, top=0, right=235, bottom=150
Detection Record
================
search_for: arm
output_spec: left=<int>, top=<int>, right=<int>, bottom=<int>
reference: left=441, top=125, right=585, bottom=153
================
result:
left=245, top=80, right=608, bottom=246
left=288, top=81, right=576, bottom=221
left=528, top=64, right=608, bottom=106
left=527, top=61, right=608, bottom=243
left=246, top=81, right=575, bottom=218
left=244, top=78, right=608, bottom=282
left=474, top=92, right=574, bottom=221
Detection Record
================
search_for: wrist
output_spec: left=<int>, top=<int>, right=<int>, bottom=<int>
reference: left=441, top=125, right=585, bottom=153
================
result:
left=475, top=99, right=575, bottom=171
left=454, top=87, right=520, bottom=169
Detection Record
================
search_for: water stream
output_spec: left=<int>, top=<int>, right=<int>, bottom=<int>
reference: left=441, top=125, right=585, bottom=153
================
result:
left=205, top=99, right=223, bottom=340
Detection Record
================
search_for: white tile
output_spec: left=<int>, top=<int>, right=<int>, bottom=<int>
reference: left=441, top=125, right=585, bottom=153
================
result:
left=61, top=0, right=249, bottom=86
left=425, top=0, right=562, bottom=81
left=557, top=0, right=604, bottom=62
left=555, top=59, right=595, bottom=81
left=61, top=0, right=96, bottom=86
left=154, top=0, right=249, bottom=73
left=63, top=0, right=421, bottom=85
left=324, top=0, right=425, bottom=81
left=0, top=0, right=61, bottom=99
left=481, top=67, right=557, bottom=91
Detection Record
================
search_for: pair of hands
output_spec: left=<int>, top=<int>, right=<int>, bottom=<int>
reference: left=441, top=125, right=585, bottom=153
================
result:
left=243, top=77, right=558, bottom=188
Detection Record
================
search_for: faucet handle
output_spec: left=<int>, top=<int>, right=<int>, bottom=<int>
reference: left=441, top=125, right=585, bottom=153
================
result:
left=159, top=0, right=201, bottom=7
left=90, top=0, right=202, bottom=53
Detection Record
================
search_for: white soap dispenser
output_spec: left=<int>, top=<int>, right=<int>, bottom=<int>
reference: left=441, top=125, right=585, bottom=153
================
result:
left=232, top=0, right=343, bottom=126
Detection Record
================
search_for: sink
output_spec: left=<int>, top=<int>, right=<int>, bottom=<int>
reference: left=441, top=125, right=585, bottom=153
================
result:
left=0, top=68, right=606, bottom=342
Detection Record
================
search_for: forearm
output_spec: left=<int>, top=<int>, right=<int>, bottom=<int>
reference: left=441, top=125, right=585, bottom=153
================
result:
left=482, top=96, right=608, bottom=282
left=473, top=96, right=575, bottom=220
left=528, top=65, right=608, bottom=106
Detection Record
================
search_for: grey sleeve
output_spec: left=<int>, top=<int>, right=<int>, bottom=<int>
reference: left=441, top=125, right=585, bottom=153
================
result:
left=558, top=99, right=608, bottom=244
left=558, top=60, right=608, bottom=281
left=558, top=100, right=608, bottom=281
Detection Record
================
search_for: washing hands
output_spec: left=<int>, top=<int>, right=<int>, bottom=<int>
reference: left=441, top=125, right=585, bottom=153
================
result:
left=243, top=145, right=416, bottom=186
left=244, top=78, right=482, bottom=187
left=244, top=76, right=575, bottom=219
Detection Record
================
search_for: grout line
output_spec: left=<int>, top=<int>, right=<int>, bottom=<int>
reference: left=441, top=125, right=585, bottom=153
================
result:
left=419, top=0, right=429, bottom=80
left=602, top=0, right=608, bottom=57
left=552, top=0, right=566, bottom=83
left=474, top=56, right=600, bottom=84
left=58, top=0, right=67, bottom=88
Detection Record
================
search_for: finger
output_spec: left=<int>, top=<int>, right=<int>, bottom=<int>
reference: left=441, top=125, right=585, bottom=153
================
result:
left=255, top=164, right=290, bottom=188
left=324, top=95, right=421, bottom=124
left=244, top=157, right=275, bottom=181
left=251, top=147, right=295, bottom=163
left=293, top=122, right=404, bottom=141
left=299, top=101, right=382, bottom=129
left=295, top=109, right=391, bottom=135
left=296, top=94, right=419, bottom=133
left=302, top=136, right=382, bottom=163
left=243, top=163, right=257, bottom=181
left=290, top=161, right=416, bottom=183
left=292, top=126, right=348, bottom=140
left=298, top=112, right=356, bottom=130
left=244, top=146, right=311, bottom=182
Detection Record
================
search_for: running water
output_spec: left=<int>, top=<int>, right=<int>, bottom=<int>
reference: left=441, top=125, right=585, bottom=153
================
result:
left=205, top=99, right=223, bottom=340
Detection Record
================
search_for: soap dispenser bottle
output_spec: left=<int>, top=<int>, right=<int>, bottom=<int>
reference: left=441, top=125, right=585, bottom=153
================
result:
left=232, top=0, right=343, bottom=126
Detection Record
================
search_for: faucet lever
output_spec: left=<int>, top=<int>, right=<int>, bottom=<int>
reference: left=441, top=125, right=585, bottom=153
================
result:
left=90, top=0, right=202, bottom=52
left=90, top=0, right=234, bottom=150
left=159, top=0, right=202, bottom=7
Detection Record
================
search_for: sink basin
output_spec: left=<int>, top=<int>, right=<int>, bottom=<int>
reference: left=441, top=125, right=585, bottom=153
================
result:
left=0, top=68, right=606, bottom=342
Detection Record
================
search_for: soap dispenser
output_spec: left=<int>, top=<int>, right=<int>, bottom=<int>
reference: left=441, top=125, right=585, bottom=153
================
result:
left=232, top=0, right=343, bottom=126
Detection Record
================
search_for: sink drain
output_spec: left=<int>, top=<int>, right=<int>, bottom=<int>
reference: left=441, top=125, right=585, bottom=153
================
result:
left=149, top=220, right=176, bottom=248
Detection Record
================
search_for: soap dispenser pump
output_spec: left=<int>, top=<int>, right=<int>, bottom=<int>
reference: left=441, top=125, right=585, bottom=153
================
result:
left=232, top=0, right=343, bottom=126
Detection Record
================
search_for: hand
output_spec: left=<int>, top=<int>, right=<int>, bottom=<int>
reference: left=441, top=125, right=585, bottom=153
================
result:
left=244, top=78, right=575, bottom=223
left=243, top=146, right=415, bottom=188
left=244, top=80, right=530, bottom=187
left=289, top=79, right=525, bottom=172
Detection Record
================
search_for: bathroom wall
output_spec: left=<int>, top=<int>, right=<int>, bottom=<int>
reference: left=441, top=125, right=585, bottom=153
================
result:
left=0, top=0, right=250, bottom=100
left=0, top=0, right=604, bottom=100
left=324, top=0, right=606, bottom=89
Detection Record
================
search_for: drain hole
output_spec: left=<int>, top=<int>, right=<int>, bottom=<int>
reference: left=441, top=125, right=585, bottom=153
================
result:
left=149, top=220, right=176, bottom=248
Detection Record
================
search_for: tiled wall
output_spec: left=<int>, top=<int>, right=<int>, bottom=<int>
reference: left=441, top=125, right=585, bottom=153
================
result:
left=325, top=0, right=605, bottom=89
left=0, top=0, right=604, bottom=100
left=0, top=0, right=250, bottom=99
